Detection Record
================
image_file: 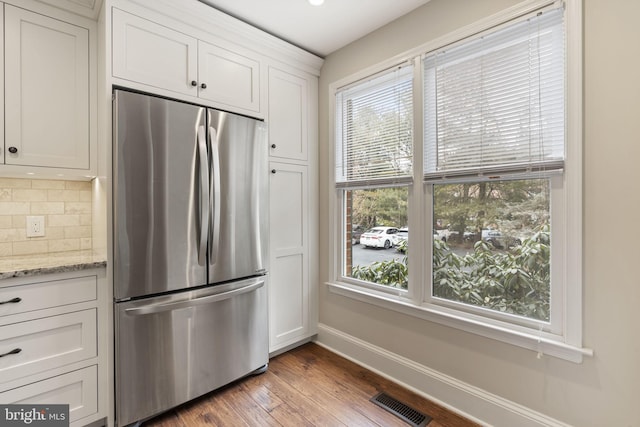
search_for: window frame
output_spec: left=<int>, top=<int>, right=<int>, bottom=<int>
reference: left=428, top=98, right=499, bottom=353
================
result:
left=327, top=0, right=589, bottom=362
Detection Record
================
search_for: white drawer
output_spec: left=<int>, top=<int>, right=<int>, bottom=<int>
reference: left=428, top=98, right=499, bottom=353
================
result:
left=0, top=310, right=96, bottom=384
left=1, top=365, right=98, bottom=424
left=0, top=276, right=97, bottom=318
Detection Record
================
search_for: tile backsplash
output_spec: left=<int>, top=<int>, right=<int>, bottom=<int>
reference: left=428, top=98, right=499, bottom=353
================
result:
left=0, top=178, right=92, bottom=257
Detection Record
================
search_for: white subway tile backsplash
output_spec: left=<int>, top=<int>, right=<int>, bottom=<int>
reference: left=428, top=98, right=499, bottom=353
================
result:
left=0, top=179, right=94, bottom=257
left=0, top=216, right=12, bottom=229
left=49, top=214, right=80, bottom=227
left=13, top=240, right=49, bottom=256
left=0, top=242, right=11, bottom=257
left=64, top=226, right=91, bottom=239
left=48, top=239, right=81, bottom=252
left=47, top=189, right=80, bottom=202
left=0, top=178, right=31, bottom=189
left=12, top=189, right=47, bottom=202
left=65, top=181, right=91, bottom=191
left=80, top=215, right=91, bottom=226
left=64, top=202, right=92, bottom=214
left=31, top=202, right=65, bottom=215
left=0, top=202, right=30, bottom=215
left=80, top=238, right=92, bottom=250
left=30, top=180, right=66, bottom=190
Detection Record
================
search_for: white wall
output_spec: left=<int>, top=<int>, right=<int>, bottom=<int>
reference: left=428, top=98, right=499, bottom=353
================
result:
left=317, top=0, right=640, bottom=425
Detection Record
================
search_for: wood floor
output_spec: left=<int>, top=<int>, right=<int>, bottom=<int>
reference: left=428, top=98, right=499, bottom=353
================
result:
left=143, top=343, right=478, bottom=427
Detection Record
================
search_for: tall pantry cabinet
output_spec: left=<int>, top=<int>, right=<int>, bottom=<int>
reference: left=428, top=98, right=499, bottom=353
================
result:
left=268, top=65, right=319, bottom=352
left=107, top=0, right=322, bottom=355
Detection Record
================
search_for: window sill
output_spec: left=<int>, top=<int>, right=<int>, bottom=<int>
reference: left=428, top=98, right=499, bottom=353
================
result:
left=326, top=281, right=593, bottom=363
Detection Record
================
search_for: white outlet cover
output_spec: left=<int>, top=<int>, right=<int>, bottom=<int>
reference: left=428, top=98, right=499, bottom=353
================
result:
left=26, top=216, right=45, bottom=238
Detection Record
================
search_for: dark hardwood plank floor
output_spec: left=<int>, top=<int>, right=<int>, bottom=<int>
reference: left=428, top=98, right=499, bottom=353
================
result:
left=143, top=343, right=478, bottom=427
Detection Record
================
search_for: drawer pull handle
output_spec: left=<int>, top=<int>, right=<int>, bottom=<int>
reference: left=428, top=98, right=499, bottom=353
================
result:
left=0, top=297, right=21, bottom=305
left=0, top=348, right=21, bottom=358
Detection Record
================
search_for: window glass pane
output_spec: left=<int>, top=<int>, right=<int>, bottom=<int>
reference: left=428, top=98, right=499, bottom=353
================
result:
left=336, top=64, right=413, bottom=187
left=344, top=188, right=409, bottom=290
left=432, top=179, right=550, bottom=321
left=423, top=7, right=565, bottom=180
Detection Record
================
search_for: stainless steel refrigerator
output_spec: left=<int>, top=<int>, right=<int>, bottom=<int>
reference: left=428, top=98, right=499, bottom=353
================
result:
left=112, top=89, right=269, bottom=427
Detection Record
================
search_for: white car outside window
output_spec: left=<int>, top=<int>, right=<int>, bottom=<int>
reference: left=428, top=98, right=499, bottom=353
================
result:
left=359, top=227, right=398, bottom=249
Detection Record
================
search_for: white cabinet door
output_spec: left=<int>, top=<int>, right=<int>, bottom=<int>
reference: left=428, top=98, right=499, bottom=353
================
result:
left=269, top=162, right=309, bottom=351
left=4, top=5, right=89, bottom=169
left=2, top=366, right=98, bottom=425
left=268, top=67, right=308, bottom=161
left=112, top=9, right=261, bottom=114
left=112, top=8, right=198, bottom=97
left=198, top=41, right=260, bottom=112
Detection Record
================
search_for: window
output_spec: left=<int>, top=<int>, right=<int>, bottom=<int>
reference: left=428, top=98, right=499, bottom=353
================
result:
left=423, top=7, right=565, bottom=329
left=335, top=64, right=413, bottom=291
left=330, top=1, right=586, bottom=361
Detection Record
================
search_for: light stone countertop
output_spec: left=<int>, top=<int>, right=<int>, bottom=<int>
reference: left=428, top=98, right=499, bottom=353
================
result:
left=0, top=251, right=107, bottom=280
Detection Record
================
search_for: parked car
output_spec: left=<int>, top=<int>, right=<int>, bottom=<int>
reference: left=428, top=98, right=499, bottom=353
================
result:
left=360, top=226, right=399, bottom=249
left=393, top=228, right=409, bottom=252
left=481, top=229, right=522, bottom=249
left=433, top=228, right=453, bottom=242
left=351, top=225, right=365, bottom=245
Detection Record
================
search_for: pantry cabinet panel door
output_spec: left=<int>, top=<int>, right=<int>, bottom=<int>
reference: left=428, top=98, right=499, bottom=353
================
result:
left=268, top=163, right=309, bottom=351
left=4, top=6, right=89, bottom=169
left=112, top=8, right=198, bottom=97
left=268, top=68, right=308, bottom=161
left=198, top=41, right=260, bottom=113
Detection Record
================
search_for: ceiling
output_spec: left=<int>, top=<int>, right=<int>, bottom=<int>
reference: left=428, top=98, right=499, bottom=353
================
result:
left=198, top=0, right=432, bottom=58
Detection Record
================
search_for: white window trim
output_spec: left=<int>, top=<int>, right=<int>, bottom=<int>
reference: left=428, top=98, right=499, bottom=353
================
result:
left=327, top=0, right=591, bottom=363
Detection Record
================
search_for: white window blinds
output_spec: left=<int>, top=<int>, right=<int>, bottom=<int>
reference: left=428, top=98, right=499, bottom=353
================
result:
left=336, top=64, right=413, bottom=188
left=423, top=7, right=565, bottom=182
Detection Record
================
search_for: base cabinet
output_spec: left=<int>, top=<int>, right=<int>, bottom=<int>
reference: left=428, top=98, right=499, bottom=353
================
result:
left=1, top=366, right=98, bottom=424
left=0, top=269, right=106, bottom=427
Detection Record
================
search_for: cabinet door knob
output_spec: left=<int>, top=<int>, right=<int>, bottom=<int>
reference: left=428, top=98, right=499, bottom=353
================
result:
left=0, top=297, right=21, bottom=305
left=8, top=147, right=17, bottom=154
left=191, top=80, right=198, bottom=86
left=201, top=83, right=207, bottom=89
left=271, top=169, right=276, bottom=174
left=271, top=144, right=276, bottom=149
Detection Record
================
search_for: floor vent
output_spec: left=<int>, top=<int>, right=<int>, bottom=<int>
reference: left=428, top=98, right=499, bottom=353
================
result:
left=370, top=392, right=432, bottom=427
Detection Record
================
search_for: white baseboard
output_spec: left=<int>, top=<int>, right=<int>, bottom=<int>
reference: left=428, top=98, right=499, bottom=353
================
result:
left=316, top=323, right=570, bottom=427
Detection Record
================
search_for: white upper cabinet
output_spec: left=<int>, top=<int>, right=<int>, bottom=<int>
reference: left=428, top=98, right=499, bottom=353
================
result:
left=198, top=41, right=260, bottom=112
left=112, top=8, right=198, bottom=97
left=4, top=5, right=90, bottom=170
left=268, top=67, right=308, bottom=161
left=0, top=6, right=4, bottom=167
left=112, top=8, right=261, bottom=115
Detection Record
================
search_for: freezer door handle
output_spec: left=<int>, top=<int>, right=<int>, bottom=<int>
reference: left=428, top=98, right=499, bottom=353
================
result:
left=197, top=125, right=210, bottom=265
left=124, top=278, right=264, bottom=316
left=208, top=126, right=221, bottom=266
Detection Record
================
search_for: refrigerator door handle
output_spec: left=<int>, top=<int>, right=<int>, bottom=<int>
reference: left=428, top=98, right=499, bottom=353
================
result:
left=209, top=126, right=221, bottom=266
left=197, top=125, right=210, bottom=265
left=123, top=278, right=265, bottom=316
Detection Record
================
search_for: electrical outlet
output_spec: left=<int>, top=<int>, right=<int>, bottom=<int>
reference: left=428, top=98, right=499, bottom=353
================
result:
left=26, top=216, right=45, bottom=238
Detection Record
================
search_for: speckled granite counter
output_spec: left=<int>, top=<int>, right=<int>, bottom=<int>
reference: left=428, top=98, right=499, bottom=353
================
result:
left=0, top=251, right=107, bottom=280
